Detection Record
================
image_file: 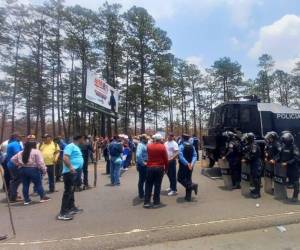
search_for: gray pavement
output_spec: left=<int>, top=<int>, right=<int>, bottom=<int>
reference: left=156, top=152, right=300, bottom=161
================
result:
left=0, top=160, right=300, bottom=250
left=123, top=223, right=300, bottom=250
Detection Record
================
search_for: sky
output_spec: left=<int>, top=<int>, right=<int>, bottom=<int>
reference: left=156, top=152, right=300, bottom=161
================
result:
left=31, top=0, right=300, bottom=79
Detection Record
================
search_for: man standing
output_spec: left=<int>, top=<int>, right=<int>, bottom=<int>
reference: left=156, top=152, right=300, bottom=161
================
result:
left=79, top=136, right=94, bottom=190
left=54, top=136, right=67, bottom=182
left=136, top=134, right=148, bottom=199
left=178, top=134, right=198, bottom=202
left=6, top=133, right=23, bottom=202
left=39, top=134, right=60, bottom=193
left=144, top=133, right=168, bottom=208
left=164, top=133, right=179, bottom=196
left=108, top=135, right=123, bottom=186
left=109, top=90, right=116, bottom=113
left=57, top=135, right=84, bottom=221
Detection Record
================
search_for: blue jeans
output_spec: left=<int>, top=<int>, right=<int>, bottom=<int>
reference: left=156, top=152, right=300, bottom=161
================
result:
left=110, top=158, right=122, bottom=185
left=137, top=163, right=147, bottom=198
left=19, top=167, right=45, bottom=202
left=167, top=160, right=177, bottom=191
left=46, top=165, right=55, bottom=192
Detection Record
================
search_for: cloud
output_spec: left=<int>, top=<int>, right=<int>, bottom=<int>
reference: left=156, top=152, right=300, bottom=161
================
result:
left=58, top=0, right=262, bottom=24
left=249, top=14, right=300, bottom=71
left=186, top=56, right=206, bottom=72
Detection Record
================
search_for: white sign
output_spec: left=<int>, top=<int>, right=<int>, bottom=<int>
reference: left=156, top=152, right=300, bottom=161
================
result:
left=86, top=70, right=119, bottom=113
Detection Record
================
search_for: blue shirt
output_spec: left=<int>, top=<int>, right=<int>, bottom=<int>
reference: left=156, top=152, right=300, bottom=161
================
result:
left=62, top=143, right=84, bottom=174
left=6, top=140, right=22, bottom=168
left=136, top=142, right=148, bottom=165
left=59, top=140, right=67, bottom=158
left=179, top=142, right=197, bottom=167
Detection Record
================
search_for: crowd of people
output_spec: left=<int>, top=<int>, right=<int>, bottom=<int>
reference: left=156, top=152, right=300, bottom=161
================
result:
left=0, top=132, right=200, bottom=220
left=222, top=130, right=300, bottom=201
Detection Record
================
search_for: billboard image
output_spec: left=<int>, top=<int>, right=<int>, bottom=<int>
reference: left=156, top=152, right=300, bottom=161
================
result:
left=86, top=70, right=119, bottom=113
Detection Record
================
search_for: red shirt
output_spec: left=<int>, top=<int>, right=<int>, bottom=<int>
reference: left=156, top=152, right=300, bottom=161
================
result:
left=147, top=142, right=168, bottom=169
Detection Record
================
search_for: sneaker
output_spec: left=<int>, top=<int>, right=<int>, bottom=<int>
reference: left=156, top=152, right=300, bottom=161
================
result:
left=57, top=214, right=73, bottom=221
left=83, top=185, right=91, bottom=190
left=143, top=203, right=152, bottom=209
left=167, top=191, right=177, bottom=196
left=124, top=168, right=129, bottom=171
left=68, top=207, right=83, bottom=215
left=250, top=193, right=261, bottom=199
left=165, top=188, right=171, bottom=192
left=152, top=203, right=162, bottom=208
left=40, top=196, right=51, bottom=203
left=291, top=197, right=298, bottom=203
left=24, top=200, right=32, bottom=205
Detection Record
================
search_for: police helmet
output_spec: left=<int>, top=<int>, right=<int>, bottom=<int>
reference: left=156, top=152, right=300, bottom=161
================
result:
left=243, top=133, right=255, bottom=144
left=265, top=131, right=279, bottom=143
left=222, top=131, right=236, bottom=140
left=280, top=132, right=294, bottom=146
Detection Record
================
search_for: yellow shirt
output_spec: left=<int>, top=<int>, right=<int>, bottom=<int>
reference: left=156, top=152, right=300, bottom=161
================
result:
left=38, top=142, right=60, bottom=166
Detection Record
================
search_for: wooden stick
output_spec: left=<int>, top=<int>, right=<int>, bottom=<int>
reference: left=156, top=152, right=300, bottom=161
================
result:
left=94, top=145, right=99, bottom=187
left=0, top=167, right=16, bottom=236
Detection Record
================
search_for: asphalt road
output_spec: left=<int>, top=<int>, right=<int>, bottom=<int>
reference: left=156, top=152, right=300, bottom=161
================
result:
left=124, top=223, right=300, bottom=250
left=1, top=160, right=300, bottom=250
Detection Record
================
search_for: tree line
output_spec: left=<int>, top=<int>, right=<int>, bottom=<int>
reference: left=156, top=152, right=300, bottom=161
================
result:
left=0, top=0, right=299, bottom=141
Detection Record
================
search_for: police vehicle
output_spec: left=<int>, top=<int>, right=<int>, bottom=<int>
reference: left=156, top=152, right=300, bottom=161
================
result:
left=203, top=96, right=300, bottom=167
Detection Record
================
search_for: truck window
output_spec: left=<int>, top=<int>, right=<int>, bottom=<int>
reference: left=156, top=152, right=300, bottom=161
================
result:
left=241, top=108, right=251, bottom=123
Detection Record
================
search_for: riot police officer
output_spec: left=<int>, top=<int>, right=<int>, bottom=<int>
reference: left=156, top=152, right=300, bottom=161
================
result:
left=241, top=133, right=262, bottom=199
left=222, top=131, right=241, bottom=189
left=264, top=131, right=281, bottom=183
left=265, top=132, right=280, bottom=162
left=279, top=132, right=300, bottom=202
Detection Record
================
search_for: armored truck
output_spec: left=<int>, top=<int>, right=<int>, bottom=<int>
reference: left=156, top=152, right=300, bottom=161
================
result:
left=203, top=97, right=300, bottom=167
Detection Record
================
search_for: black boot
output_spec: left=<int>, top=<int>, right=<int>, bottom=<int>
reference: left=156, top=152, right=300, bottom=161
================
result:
left=185, top=188, right=192, bottom=202
left=192, top=183, right=198, bottom=195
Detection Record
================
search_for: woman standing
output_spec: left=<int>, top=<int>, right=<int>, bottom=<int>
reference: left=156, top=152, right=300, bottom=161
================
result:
left=11, top=135, right=50, bottom=205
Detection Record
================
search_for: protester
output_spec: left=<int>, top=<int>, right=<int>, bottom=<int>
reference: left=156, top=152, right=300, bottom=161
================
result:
left=178, top=134, right=198, bottom=202
left=128, top=136, right=136, bottom=166
left=103, top=138, right=110, bottom=175
left=1, top=138, right=9, bottom=191
left=144, top=133, right=168, bottom=208
left=57, top=135, right=85, bottom=221
left=11, top=135, right=50, bottom=205
left=108, top=135, right=123, bottom=186
left=78, top=136, right=94, bottom=190
left=136, top=134, right=148, bottom=199
left=53, top=136, right=67, bottom=182
left=122, top=142, right=130, bottom=171
left=6, top=133, right=23, bottom=202
left=38, top=134, right=60, bottom=193
left=164, top=133, right=179, bottom=196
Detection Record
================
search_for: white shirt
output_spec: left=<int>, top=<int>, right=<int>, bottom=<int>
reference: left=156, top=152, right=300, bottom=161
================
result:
left=164, top=140, right=179, bottom=160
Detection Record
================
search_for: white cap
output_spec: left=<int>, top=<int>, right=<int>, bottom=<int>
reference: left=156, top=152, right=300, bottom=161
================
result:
left=152, top=133, right=162, bottom=141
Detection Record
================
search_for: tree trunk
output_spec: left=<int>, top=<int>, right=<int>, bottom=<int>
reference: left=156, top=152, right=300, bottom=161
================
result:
left=11, top=32, right=20, bottom=133
left=51, top=65, right=56, bottom=136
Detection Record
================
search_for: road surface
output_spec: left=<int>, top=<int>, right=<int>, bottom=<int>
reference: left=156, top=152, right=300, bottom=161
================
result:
left=0, top=160, right=300, bottom=249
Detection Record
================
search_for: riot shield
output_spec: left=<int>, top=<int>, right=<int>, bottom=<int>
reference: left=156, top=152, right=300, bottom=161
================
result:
left=274, top=163, right=287, bottom=200
left=241, top=161, right=251, bottom=197
left=264, top=162, right=274, bottom=195
left=219, top=158, right=232, bottom=189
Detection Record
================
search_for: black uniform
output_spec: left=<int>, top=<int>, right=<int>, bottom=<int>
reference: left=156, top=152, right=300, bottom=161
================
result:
left=242, top=137, right=262, bottom=198
left=178, top=140, right=198, bottom=202
left=279, top=143, right=300, bottom=200
left=225, top=138, right=242, bottom=188
left=264, top=139, right=280, bottom=177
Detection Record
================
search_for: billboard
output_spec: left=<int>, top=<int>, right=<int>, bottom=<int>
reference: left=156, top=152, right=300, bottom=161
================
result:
left=86, top=70, right=119, bottom=114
